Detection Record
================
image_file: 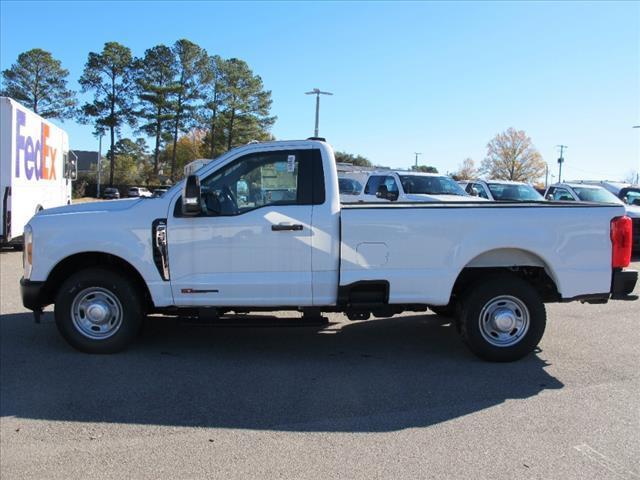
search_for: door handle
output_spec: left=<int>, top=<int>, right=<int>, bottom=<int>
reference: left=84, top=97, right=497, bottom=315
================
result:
left=271, top=223, right=303, bottom=231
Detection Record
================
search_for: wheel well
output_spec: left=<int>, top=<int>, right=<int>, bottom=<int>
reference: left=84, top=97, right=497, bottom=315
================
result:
left=42, top=252, right=152, bottom=309
left=451, top=266, right=560, bottom=304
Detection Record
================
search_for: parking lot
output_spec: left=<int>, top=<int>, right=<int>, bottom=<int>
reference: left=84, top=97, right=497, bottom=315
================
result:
left=1, top=249, right=638, bottom=479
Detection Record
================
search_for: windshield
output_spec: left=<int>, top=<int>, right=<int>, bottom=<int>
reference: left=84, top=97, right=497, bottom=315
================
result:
left=399, top=175, right=467, bottom=196
left=621, top=188, right=640, bottom=206
left=573, top=187, right=621, bottom=204
left=338, top=178, right=363, bottom=195
left=487, top=183, right=542, bottom=201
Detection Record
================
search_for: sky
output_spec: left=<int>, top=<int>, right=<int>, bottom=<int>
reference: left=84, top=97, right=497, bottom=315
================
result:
left=1, top=0, right=639, bottom=181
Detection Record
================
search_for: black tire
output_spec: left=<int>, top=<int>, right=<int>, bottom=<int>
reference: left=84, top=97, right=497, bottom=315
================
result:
left=430, top=304, right=457, bottom=318
left=54, top=268, right=143, bottom=353
left=459, top=274, right=546, bottom=362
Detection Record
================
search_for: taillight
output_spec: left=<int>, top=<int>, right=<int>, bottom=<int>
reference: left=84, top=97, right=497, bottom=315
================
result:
left=611, top=216, right=632, bottom=268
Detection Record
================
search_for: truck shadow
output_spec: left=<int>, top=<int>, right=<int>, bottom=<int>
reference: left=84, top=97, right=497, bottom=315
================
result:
left=0, top=312, right=562, bottom=432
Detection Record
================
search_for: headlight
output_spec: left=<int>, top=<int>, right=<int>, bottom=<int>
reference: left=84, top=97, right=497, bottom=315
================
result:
left=23, top=224, right=33, bottom=279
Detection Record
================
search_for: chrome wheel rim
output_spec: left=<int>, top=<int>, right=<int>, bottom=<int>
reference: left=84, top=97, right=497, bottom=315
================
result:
left=478, top=295, right=530, bottom=347
left=71, top=287, right=123, bottom=340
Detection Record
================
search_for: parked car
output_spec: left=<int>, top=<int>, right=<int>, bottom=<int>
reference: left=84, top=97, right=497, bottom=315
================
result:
left=102, top=187, right=120, bottom=200
left=127, top=187, right=152, bottom=198
left=545, top=182, right=640, bottom=253
left=152, top=187, right=169, bottom=198
left=572, top=180, right=640, bottom=206
left=20, top=139, right=636, bottom=361
left=358, top=170, right=476, bottom=202
left=463, top=180, right=544, bottom=201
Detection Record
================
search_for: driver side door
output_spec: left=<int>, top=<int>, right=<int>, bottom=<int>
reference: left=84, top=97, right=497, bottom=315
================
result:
left=167, top=149, right=315, bottom=307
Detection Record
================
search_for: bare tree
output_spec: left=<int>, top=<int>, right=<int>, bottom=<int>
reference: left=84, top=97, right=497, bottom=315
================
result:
left=453, top=158, right=478, bottom=180
left=624, top=169, right=639, bottom=184
left=480, top=128, right=545, bottom=182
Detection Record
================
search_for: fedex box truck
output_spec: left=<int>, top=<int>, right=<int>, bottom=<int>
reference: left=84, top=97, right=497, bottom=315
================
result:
left=1, top=97, right=76, bottom=246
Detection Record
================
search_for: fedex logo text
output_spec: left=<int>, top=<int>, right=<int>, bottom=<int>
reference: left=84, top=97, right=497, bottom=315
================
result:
left=15, top=109, right=57, bottom=181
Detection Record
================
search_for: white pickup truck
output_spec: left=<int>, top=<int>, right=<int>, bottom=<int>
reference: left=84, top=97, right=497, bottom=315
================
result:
left=20, top=139, right=637, bottom=361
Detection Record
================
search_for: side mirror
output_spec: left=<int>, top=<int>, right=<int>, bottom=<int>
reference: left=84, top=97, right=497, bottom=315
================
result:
left=545, top=193, right=554, bottom=201
left=376, top=184, right=398, bottom=201
left=470, top=187, right=479, bottom=197
left=182, top=175, right=202, bottom=216
left=64, top=152, right=78, bottom=180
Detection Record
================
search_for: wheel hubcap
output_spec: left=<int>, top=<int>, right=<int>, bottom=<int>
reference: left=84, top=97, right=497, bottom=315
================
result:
left=479, top=295, right=530, bottom=347
left=71, top=287, right=123, bottom=340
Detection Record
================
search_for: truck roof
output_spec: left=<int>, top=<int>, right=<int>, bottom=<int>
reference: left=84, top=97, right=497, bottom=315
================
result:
left=369, top=170, right=444, bottom=177
left=471, top=179, right=532, bottom=186
left=551, top=182, right=605, bottom=190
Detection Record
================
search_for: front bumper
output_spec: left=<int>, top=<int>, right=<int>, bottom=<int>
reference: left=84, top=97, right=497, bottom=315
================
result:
left=611, top=268, right=638, bottom=299
left=20, top=277, right=46, bottom=311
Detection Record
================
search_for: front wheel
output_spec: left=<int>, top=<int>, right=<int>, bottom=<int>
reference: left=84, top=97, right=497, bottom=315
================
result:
left=55, top=268, right=143, bottom=353
left=459, top=274, right=546, bottom=362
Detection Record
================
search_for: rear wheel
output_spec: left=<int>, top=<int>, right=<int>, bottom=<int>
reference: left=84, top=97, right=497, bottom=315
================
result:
left=55, top=268, right=143, bottom=353
left=459, top=274, right=546, bottom=362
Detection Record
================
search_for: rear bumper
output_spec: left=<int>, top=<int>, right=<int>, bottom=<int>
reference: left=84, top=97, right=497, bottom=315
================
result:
left=20, top=278, right=46, bottom=311
left=611, top=268, right=638, bottom=299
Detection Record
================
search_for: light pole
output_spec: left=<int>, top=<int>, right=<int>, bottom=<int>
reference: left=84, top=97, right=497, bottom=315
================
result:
left=545, top=163, right=549, bottom=189
left=634, top=127, right=640, bottom=184
left=305, top=88, right=333, bottom=137
left=96, top=133, right=103, bottom=198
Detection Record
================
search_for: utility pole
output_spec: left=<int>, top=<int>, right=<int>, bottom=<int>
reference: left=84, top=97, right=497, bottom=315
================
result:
left=557, top=145, right=568, bottom=183
left=414, top=152, right=422, bottom=168
left=305, top=88, right=333, bottom=137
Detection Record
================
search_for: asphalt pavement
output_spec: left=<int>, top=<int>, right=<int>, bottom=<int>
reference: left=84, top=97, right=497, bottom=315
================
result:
left=1, top=249, right=639, bottom=479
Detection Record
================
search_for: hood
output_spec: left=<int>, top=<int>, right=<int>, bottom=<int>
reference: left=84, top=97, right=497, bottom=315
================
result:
left=624, top=204, right=640, bottom=218
left=403, top=193, right=489, bottom=202
left=37, top=198, right=143, bottom=216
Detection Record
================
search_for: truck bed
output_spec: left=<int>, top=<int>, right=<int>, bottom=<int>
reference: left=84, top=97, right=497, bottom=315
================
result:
left=339, top=201, right=624, bottom=304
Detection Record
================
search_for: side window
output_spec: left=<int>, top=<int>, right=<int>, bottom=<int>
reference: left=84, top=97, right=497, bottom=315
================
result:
left=384, top=176, right=399, bottom=193
left=473, top=183, right=489, bottom=199
left=364, top=176, right=384, bottom=195
left=553, top=188, right=574, bottom=201
left=200, top=151, right=301, bottom=216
